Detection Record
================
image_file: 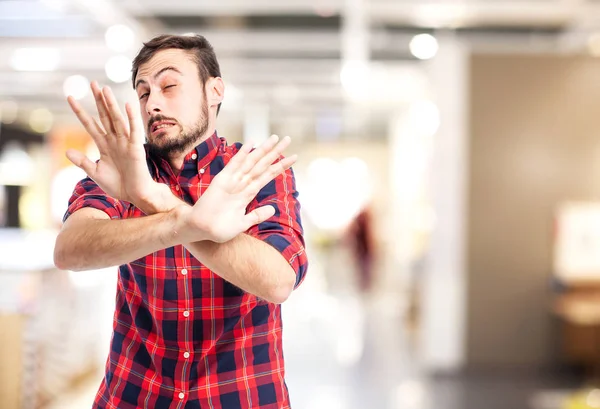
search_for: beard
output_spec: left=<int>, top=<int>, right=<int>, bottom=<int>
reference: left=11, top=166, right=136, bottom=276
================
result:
left=146, top=104, right=209, bottom=161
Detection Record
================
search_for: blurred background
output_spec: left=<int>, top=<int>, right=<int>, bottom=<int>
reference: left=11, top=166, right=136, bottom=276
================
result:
left=5, top=0, right=600, bottom=408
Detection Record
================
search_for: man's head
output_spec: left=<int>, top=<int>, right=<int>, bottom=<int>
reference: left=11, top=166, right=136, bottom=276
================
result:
left=131, top=34, right=224, bottom=159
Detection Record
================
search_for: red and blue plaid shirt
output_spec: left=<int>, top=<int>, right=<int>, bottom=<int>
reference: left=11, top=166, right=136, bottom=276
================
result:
left=63, top=132, right=308, bottom=409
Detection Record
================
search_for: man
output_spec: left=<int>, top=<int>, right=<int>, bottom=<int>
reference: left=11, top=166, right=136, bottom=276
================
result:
left=54, top=34, right=308, bottom=409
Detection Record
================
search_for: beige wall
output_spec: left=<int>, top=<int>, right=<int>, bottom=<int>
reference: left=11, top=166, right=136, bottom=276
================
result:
left=467, top=54, right=600, bottom=368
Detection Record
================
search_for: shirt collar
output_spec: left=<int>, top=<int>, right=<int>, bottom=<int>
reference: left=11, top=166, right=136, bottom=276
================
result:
left=145, top=131, right=223, bottom=178
left=192, top=130, right=222, bottom=173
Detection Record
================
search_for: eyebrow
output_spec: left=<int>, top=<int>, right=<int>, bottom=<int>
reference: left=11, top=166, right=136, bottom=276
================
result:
left=135, top=66, right=183, bottom=90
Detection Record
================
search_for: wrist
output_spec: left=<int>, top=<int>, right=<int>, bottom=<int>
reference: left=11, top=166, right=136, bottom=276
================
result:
left=172, top=204, right=210, bottom=244
left=135, top=183, right=181, bottom=215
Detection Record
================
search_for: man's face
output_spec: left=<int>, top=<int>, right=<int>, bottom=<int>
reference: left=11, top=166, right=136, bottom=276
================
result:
left=134, top=49, right=209, bottom=158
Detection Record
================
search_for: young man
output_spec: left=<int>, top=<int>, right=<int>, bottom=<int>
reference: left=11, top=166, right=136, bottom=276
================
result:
left=54, top=34, right=308, bottom=409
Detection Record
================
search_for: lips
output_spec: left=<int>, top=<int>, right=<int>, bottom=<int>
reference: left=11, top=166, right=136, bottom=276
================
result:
left=151, top=121, right=176, bottom=133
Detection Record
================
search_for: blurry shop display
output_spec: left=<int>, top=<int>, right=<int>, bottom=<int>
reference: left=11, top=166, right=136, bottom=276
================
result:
left=554, top=202, right=600, bottom=284
left=552, top=202, right=600, bottom=408
left=553, top=202, right=600, bottom=367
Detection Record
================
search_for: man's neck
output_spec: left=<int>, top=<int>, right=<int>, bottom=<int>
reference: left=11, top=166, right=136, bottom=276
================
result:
left=168, top=127, right=216, bottom=173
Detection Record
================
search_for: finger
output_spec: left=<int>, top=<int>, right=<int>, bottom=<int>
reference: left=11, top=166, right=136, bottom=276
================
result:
left=102, top=86, right=128, bottom=138
left=125, top=102, right=143, bottom=145
left=249, top=154, right=297, bottom=194
left=247, top=136, right=292, bottom=179
left=67, top=96, right=108, bottom=152
left=224, top=140, right=254, bottom=173
left=91, top=117, right=105, bottom=137
left=66, top=149, right=97, bottom=179
left=240, top=134, right=279, bottom=174
left=274, top=154, right=297, bottom=173
left=244, top=205, right=276, bottom=229
left=91, top=81, right=116, bottom=137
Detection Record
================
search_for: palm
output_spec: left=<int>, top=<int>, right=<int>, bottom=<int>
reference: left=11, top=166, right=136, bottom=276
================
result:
left=91, top=155, right=126, bottom=199
left=189, top=135, right=297, bottom=243
left=66, top=81, right=158, bottom=204
left=192, top=183, right=254, bottom=242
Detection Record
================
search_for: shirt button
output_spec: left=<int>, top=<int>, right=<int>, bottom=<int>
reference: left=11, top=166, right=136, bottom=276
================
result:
left=175, top=185, right=180, bottom=191
left=183, top=311, right=190, bottom=318
left=181, top=268, right=188, bottom=275
left=183, top=352, right=190, bottom=359
left=178, top=392, right=185, bottom=399
left=191, top=153, right=198, bottom=160
left=199, top=168, right=205, bottom=174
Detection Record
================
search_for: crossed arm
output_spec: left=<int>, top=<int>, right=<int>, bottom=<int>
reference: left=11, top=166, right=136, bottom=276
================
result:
left=54, top=82, right=305, bottom=303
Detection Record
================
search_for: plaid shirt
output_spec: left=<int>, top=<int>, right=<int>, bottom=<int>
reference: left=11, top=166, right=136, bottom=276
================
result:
left=63, top=132, right=308, bottom=409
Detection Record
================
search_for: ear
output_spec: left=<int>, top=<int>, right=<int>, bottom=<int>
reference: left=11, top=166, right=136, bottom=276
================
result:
left=206, top=77, right=225, bottom=108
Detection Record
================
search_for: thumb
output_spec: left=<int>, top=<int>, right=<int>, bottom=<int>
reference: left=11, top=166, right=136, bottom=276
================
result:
left=66, top=149, right=97, bottom=179
left=244, top=205, right=276, bottom=229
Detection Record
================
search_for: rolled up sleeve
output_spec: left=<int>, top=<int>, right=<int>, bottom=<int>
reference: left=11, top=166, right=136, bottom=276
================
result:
left=246, top=165, right=308, bottom=289
left=62, top=177, right=129, bottom=223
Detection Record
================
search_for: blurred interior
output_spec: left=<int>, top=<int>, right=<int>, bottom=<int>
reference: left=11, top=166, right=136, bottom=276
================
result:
left=5, top=1, right=600, bottom=408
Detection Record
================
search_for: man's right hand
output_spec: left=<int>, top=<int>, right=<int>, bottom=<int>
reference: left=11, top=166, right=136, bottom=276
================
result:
left=66, top=82, right=174, bottom=213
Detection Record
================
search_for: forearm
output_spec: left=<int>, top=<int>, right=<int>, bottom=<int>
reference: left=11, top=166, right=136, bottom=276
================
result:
left=136, top=174, right=297, bottom=303
left=54, top=208, right=183, bottom=271
left=184, top=234, right=296, bottom=304
left=136, top=186, right=185, bottom=215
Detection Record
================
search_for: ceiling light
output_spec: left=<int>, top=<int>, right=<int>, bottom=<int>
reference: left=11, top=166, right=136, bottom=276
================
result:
left=105, top=24, right=135, bottom=52
left=29, top=108, right=54, bottom=134
left=10, top=48, right=60, bottom=71
left=105, top=55, right=132, bottom=84
left=409, top=34, right=439, bottom=60
left=0, top=141, right=34, bottom=186
left=63, top=75, right=90, bottom=100
left=340, top=60, right=370, bottom=100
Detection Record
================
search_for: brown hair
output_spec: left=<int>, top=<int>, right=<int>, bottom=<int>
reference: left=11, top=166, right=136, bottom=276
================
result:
left=131, top=34, right=222, bottom=112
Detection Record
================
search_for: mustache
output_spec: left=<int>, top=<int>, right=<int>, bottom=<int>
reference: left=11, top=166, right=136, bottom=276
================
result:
left=147, top=114, right=179, bottom=133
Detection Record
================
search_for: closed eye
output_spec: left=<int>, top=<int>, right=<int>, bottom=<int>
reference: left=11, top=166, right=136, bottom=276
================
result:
left=139, top=92, right=149, bottom=100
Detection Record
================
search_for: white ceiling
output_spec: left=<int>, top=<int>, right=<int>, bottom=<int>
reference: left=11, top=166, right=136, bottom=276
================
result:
left=1, top=0, right=600, bottom=140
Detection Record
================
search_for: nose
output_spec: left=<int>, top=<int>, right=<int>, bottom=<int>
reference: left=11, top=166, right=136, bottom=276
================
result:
left=145, top=92, right=163, bottom=115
